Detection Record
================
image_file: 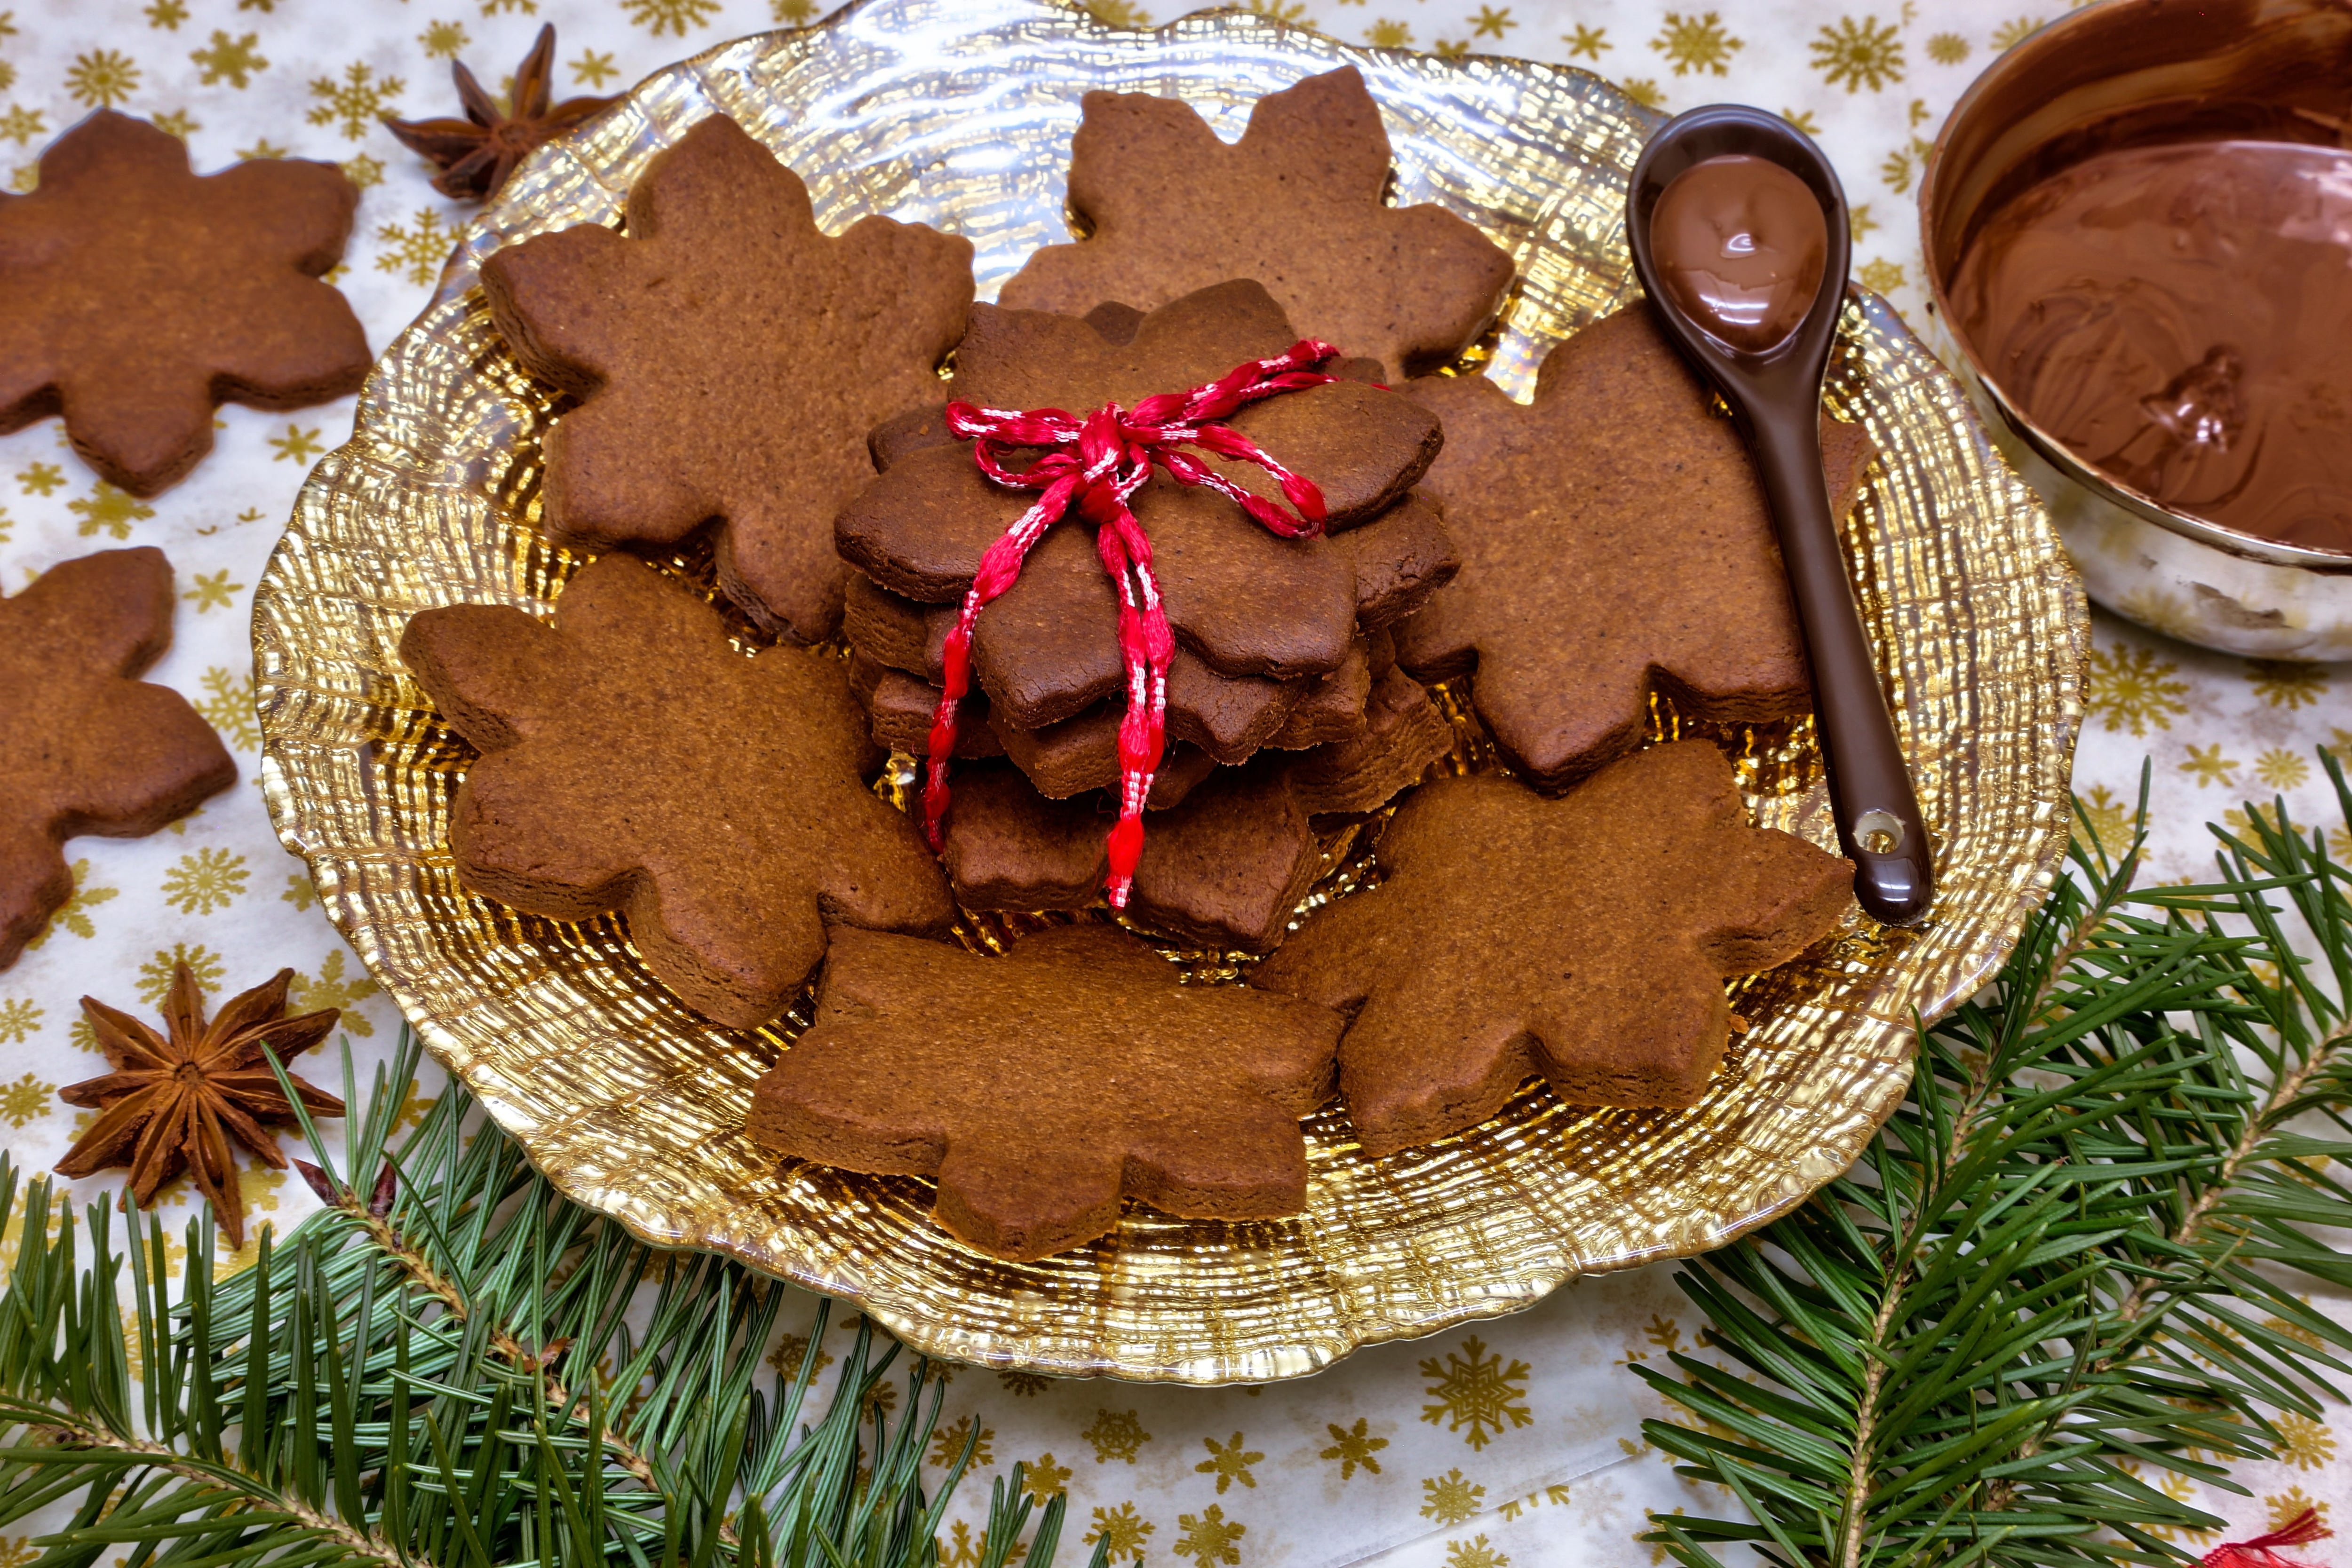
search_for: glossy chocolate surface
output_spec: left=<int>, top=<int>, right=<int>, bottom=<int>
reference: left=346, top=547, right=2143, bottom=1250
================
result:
left=1651, top=154, right=1828, bottom=354
left=1951, top=138, right=2352, bottom=553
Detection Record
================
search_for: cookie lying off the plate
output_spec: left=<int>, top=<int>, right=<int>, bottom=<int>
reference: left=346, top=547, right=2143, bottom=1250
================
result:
left=0, top=548, right=237, bottom=971
left=747, top=924, right=1342, bottom=1261
left=1252, top=740, right=1852, bottom=1155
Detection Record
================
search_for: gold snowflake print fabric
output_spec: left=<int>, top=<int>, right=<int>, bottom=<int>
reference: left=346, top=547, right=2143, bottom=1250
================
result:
left=0, top=1, right=2344, bottom=1563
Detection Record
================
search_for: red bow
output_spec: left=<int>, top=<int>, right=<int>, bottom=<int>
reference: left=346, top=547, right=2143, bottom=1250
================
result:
left=2201, top=1509, right=2331, bottom=1568
left=923, top=339, right=1342, bottom=908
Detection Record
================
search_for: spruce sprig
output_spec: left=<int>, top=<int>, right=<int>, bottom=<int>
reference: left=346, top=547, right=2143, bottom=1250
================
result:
left=0, top=1027, right=1104, bottom=1568
left=1641, top=754, right=2352, bottom=1567
left=3, top=768, right=2346, bottom=1567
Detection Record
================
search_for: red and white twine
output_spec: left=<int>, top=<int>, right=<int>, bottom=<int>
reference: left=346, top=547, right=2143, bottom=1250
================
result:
left=2199, top=1509, right=2331, bottom=1568
left=922, top=339, right=1343, bottom=907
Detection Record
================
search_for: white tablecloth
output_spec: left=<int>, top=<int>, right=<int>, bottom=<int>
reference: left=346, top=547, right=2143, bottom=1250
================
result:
left=0, top=0, right=2343, bottom=1559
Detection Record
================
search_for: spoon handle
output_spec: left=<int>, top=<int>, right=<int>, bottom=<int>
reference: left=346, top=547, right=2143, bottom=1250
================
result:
left=1751, top=415, right=1935, bottom=925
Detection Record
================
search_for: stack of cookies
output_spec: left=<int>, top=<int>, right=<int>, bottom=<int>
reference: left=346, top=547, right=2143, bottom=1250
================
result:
left=833, top=279, right=1463, bottom=950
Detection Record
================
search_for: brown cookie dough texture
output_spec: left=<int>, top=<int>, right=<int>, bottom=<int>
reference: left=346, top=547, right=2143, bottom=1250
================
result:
left=846, top=577, right=1397, bottom=774
left=747, top=924, right=1341, bottom=1260
left=480, top=113, right=973, bottom=643
left=997, top=68, right=1514, bottom=379
left=0, top=548, right=238, bottom=971
left=939, top=665, right=1455, bottom=951
left=1396, top=306, right=1877, bottom=792
left=398, top=554, right=954, bottom=1030
left=0, top=111, right=369, bottom=497
left=1252, top=740, right=1852, bottom=1156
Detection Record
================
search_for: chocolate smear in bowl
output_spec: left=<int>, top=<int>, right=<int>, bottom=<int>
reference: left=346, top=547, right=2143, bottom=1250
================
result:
left=1949, top=138, right=2352, bottom=554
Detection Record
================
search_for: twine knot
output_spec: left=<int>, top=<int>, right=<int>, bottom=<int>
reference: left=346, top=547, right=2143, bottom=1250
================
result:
left=922, top=339, right=1343, bottom=907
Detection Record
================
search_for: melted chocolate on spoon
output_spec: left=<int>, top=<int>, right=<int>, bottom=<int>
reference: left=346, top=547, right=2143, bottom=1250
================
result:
left=1651, top=154, right=1829, bottom=353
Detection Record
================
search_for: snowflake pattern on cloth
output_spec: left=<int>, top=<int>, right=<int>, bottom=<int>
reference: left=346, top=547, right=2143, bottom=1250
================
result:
left=0, top=0, right=2343, bottom=1562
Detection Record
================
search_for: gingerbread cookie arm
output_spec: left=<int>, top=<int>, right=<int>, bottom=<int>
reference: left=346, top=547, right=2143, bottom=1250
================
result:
left=939, top=765, right=1108, bottom=910
left=0, top=172, right=68, bottom=424
left=1527, top=955, right=1737, bottom=1108
left=0, top=342, right=57, bottom=436
left=15, top=549, right=177, bottom=676
left=971, top=527, right=1126, bottom=723
left=209, top=159, right=357, bottom=277
left=1281, top=666, right=1453, bottom=814
left=1219, top=381, right=1442, bottom=528
left=479, top=224, right=636, bottom=397
left=1688, top=828, right=1854, bottom=973
left=55, top=375, right=221, bottom=499
left=1238, top=67, right=1393, bottom=198
left=623, top=854, right=830, bottom=1032
left=1068, top=89, right=1243, bottom=231
left=935, top=1139, right=1126, bottom=1260
left=443, top=744, right=644, bottom=919
left=1822, top=415, right=1877, bottom=516
left=1472, top=636, right=1660, bottom=789
left=8, top=553, right=233, bottom=832
left=747, top=934, right=953, bottom=1170
left=1114, top=1086, right=1319, bottom=1226
left=1142, top=482, right=1360, bottom=679
left=1382, top=375, right=1513, bottom=679
left=46, top=680, right=238, bottom=841
left=993, top=92, right=1229, bottom=320
left=197, top=162, right=368, bottom=407
left=0, top=823, right=72, bottom=969
left=198, top=286, right=373, bottom=412
left=400, top=604, right=580, bottom=752
left=1126, top=764, right=1320, bottom=950
left=834, top=443, right=1034, bottom=602
left=0, top=549, right=234, bottom=967
left=486, top=224, right=723, bottom=553
left=1342, top=493, right=1459, bottom=629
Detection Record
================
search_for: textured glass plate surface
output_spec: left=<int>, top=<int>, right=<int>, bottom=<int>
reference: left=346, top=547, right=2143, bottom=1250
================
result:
left=253, top=0, right=2086, bottom=1383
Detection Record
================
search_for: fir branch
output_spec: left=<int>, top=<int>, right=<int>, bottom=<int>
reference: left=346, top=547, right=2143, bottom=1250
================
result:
left=0, top=1033, right=1110, bottom=1568
left=1639, top=752, right=2352, bottom=1567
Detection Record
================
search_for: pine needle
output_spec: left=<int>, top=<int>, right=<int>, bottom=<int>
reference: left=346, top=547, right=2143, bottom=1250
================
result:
left=1640, top=752, right=2352, bottom=1566
left=0, top=1030, right=1116, bottom=1568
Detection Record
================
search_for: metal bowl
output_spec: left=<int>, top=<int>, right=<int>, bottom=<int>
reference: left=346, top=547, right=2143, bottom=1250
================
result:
left=1919, top=0, right=2352, bottom=659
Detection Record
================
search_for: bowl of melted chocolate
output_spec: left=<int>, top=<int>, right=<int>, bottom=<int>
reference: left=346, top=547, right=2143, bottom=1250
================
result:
left=1922, top=0, right=2352, bottom=658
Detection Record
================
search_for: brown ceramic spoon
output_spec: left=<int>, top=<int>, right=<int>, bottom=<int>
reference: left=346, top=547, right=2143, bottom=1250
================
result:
left=1627, top=105, right=1934, bottom=925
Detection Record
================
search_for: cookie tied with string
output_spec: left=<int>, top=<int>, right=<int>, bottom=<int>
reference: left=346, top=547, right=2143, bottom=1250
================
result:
left=0, top=111, right=368, bottom=496
left=999, top=68, right=1514, bottom=379
left=836, top=277, right=1454, bottom=906
left=747, top=925, right=1342, bottom=1260
left=1396, top=306, right=1877, bottom=791
left=480, top=113, right=973, bottom=642
left=399, top=554, right=954, bottom=1030
left=836, top=279, right=1450, bottom=697
left=1253, top=741, right=1852, bottom=1156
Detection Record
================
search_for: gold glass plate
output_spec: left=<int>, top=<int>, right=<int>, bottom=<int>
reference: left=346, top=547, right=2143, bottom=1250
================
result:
left=254, top=0, right=2086, bottom=1383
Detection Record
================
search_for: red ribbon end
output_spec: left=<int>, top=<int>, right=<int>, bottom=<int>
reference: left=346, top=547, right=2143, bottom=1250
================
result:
left=2201, top=1510, right=2332, bottom=1568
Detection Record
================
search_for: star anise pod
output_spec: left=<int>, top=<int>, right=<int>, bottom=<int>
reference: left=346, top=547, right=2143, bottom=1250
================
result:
left=55, top=963, right=343, bottom=1249
left=382, top=24, right=619, bottom=202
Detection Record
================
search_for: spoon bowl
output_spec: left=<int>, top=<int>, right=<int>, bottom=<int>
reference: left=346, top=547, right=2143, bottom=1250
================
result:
left=1627, top=106, right=1936, bottom=926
